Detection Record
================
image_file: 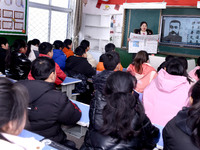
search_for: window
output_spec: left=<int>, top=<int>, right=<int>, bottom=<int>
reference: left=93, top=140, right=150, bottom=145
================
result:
left=28, top=0, right=72, bottom=43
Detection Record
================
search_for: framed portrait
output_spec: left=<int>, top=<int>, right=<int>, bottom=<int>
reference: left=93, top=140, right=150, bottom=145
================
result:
left=160, top=15, right=200, bottom=48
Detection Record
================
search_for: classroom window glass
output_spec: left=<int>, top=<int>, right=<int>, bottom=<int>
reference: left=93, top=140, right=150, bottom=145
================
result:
left=51, top=0, right=69, bottom=8
left=28, top=7, right=49, bottom=42
left=50, top=11, right=68, bottom=43
left=28, top=0, right=72, bottom=43
left=29, top=0, right=49, bottom=5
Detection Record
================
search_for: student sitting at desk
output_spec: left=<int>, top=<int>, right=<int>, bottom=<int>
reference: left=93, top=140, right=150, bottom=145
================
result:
left=66, top=46, right=96, bottom=104
left=19, top=57, right=81, bottom=149
left=28, top=42, right=66, bottom=85
left=90, top=51, right=121, bottom=131
left=96, top=43, right=123, bottom=72
left=81, top=71, right=159, bottom=150
left=0, top=77, right=44, bottom=150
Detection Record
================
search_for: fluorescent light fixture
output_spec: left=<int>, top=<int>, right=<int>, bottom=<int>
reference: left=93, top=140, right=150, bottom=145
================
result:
left=123, top=2, right=167, bottom=9
left=197, top=1, right=200, bottom=8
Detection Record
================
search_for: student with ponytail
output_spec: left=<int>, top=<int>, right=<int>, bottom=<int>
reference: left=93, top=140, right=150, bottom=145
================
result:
left=81, top=71, right=159, bottom=150
left=163, top=80, right=200, bottom=150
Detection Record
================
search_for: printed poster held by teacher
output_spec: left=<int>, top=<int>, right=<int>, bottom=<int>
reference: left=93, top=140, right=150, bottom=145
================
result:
left=128, top=33, right=159, bottom=54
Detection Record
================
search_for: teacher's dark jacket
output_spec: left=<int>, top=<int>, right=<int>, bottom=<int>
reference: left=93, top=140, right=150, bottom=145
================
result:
left=134, top=29, right=153, bottom=35
left=19, top=80, right=81, bottom=144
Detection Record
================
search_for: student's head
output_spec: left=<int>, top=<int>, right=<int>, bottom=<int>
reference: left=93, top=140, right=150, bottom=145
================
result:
left=103, top=51, right=120, bottom=71
left=53, top=40, right=64, bottom=50
left=0, top=37, right=9, bottom=50
left=31, top=57, right=56, bottom=82
left=74, top=46, right=86, bottom=57
left=26, top=39, right=40, bottom=57
left=64, top=39, right=72, bottom=49
left=0, top=77, right=28, bottom=136
left=133, top=50, right=149, bottom=74
left=105, top=43, right=115, bottom=53
left=140, top=21, right=148, bottom=32
left=166, top=58, right=184, bottom=76
left=165, top=55, right=174, bottom=62
left=178, top=56, right=188, bottom=70
left=197, top=57, right=200, bottom=66
left=11, top=39, right=27, bottom=54
left=169, top=20, right=181, bottom=35
left=157, top=55, right=175, bottom=72
left=39, top=42, right=53, bottom=58
left=101, top=72, right=144, bottom=140
left=80, top=40, right=90, bottom=51
left=105, top=71, right=137, bottom=95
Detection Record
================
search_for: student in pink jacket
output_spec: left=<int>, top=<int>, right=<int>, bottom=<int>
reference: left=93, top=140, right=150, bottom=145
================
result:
left=127, top=50, right=157, bottom=93
left=143, top=58, right=191, bottom=126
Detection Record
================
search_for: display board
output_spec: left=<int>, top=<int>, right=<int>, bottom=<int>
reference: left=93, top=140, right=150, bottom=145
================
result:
left=0, top=0, right=27, bottom=35
left=160, top=15, right=200, bottom=48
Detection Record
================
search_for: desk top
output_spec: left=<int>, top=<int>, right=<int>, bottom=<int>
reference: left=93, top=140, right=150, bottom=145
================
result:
left=61, top=77, right=82, bottom=85
left=71, top=100, right=90, bottom=127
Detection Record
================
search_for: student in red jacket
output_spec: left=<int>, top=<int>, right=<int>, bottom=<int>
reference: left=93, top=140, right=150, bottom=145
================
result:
left=28, top=42, right=66, bottom=85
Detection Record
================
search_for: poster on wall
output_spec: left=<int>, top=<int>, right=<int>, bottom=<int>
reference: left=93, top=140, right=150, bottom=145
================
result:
left=0, top=0, right=27, bottom=35
left=160, top=16, right=200, bottom=47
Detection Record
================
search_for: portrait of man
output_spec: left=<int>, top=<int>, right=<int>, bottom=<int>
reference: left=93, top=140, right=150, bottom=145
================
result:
left=163, top=20, right=182, bottom=42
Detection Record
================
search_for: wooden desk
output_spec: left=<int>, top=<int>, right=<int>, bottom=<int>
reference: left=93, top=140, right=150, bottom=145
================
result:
left=61, top=77, right=82, bottom=99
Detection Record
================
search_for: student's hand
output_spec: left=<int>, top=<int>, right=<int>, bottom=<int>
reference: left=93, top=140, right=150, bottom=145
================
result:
left=128, top=38, right=131, bottom=42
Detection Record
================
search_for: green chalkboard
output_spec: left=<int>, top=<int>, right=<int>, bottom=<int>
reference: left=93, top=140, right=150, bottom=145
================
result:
left=122, top=9, right=161, bottom=48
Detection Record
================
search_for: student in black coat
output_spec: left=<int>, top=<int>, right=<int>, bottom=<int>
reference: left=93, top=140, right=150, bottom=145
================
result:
left=163, top=80, right=200, bottom=150
left=0, top=37, right=9, bottom=74
left=81, top=71, right=159, bottom=150
left=19, top=57, right=81, bottom=149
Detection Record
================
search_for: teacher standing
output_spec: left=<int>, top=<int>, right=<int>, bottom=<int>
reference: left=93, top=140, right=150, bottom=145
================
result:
left=130, top=21, right=153, bottom=60
left=134, top=21, right=153, bottom=35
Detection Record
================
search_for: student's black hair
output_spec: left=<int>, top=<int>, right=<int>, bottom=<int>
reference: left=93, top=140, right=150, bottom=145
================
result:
left=101, top=71, right=145, bottom=140
left=0, top=37, right=8, bottom=47
left=31, top=57, right=55, bottom=80
left=80, top=40, right=90, bottom=50
left=39, top=42, right=53, bottom=55
left=188, top=80, right=200, bottom=148
left=132, top=50, right=149, bottom=74
left=26, top=39, right=40, bottom=57
left=74, top=46, right=86, bottom=56
left=10, top=39, right=26, bottom=52
left=157, top=55, right=175, bottom=72
left=166, top=58, right=184, bottom=76
left=64, top=39, right=72, bottom=49
left=103, top=51, right=120, bottom=71
left=0, top=77, right=28, bottom=142
left=53, top=40, right=64, bottom=49
left=178, top=56, right=188, bottom=70
left=140, top=21, right=148, bottom=27
left=197, top=57, right=200, bottom=66
left=195, top=69, right=200, bottom=80
left=105, top=43, right=115, bottom=53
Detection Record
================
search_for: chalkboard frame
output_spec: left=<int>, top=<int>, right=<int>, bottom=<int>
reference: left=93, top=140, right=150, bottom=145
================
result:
left=160, top=15, right=200, bottom=48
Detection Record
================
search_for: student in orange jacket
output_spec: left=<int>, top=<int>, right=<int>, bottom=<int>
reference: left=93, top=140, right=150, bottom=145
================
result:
left=96, top=43, right=123, bottom=72
left=63, top=39, right=74, bottom=58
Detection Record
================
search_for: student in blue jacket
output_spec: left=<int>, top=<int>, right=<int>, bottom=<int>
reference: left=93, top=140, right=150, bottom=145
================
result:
left=52, top=40, right=66, bottom=71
